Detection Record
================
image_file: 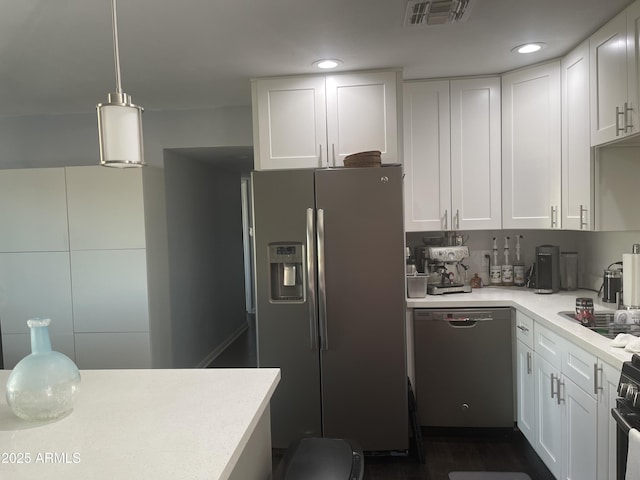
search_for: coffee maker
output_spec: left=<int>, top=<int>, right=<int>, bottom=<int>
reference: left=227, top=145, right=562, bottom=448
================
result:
left=425, top=246, right=472, bottom=295
left=534, top=245, right=560, bottom=294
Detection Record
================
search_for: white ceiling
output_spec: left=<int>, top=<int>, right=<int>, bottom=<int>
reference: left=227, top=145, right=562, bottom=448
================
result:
left=0, top=0, right=633, bottom=117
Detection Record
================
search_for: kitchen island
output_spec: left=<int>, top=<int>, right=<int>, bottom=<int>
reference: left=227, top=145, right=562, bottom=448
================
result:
left=0, top=368, right=280, bottom=480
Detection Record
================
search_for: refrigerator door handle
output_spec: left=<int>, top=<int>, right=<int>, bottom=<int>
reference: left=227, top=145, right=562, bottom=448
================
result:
left=317, top=208, right=329, bottom=351
left=306, top=208, right=319, bottom=350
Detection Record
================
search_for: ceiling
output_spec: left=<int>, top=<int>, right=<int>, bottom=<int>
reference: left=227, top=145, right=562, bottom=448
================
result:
left=0, top=0, right=633, bottom=118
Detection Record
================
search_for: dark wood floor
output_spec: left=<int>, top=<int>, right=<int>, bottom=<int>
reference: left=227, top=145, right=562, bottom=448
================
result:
left=209, top=319, right=555, bottom=480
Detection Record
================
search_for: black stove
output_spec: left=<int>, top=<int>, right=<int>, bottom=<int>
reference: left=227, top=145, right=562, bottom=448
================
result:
left=612, top=354, right=640, bottom=480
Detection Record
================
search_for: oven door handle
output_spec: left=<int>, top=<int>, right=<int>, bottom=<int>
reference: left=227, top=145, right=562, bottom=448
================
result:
left=612, top=407, right=632, bottom=435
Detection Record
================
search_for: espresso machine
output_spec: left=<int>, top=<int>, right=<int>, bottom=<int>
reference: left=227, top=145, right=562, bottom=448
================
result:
left=425, top=246, right=472, bottom=295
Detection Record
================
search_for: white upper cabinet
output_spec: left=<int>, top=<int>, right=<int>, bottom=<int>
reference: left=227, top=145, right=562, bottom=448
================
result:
left=562, top=41, right=593, bottom=231
left=589, top=4, right=640, bottom=145
left=502, top=61, right=562, bottom=229
left=0, top=168, right=69, bottom=252
left=403, top=80, right=451, bottom=231
left=252, top=70, right=400, bottom=170
left=403, top=77, right=501, bottom=232
left=450, top=77, right=502, bottom=230
left=252, top=76, right=327, bottom=170
left=325, top=71, right=399, bottom=167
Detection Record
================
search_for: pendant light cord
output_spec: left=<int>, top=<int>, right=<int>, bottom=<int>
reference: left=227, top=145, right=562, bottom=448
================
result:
left=111, top=0, right=123, bottom=95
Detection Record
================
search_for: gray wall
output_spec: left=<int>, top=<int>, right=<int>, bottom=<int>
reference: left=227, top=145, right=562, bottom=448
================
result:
left=164, top=150, right=248, bottom=367
left=0, top=105, right=252, bottom=169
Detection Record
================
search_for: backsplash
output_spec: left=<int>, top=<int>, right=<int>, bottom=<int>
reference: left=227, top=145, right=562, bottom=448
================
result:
left=579, top=231, right=640, bottom=291
left=407, top=229, right=640, bottom=295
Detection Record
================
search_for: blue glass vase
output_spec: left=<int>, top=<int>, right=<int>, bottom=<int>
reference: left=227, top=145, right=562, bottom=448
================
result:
left=5, top=318, right=81, bottom=421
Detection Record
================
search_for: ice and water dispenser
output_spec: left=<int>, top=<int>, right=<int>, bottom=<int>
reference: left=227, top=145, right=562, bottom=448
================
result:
left=269, top=243, right=305, bottom=302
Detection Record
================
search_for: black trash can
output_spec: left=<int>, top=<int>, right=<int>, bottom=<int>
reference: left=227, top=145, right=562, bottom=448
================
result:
left=274, top=437, right=364, bottom=480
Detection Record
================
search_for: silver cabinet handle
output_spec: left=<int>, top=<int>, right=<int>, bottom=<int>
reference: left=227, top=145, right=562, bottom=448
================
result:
left=557, top=377, right=564, bottom=405
left=527, top=351, right=532, bottom=375
left=455, top=209, right=460, bottom=230
left=617, top=106, right=625, bottom=136
left=316, top=208, right=328, bottom=351
left=551, top=373, right=557, bottom=400
left=579, top=204, right=588, bottom=230
left=625, top=102, right=634, bottom=133
left=306, top=208, right=318, bottom=350
left=318, top=144, right=323, bottom=168
left=550, top=205, right=559, bottom=228
left=517, top=324, right=529, bottom=333
left=443, top=209, right=448, bottom=230
left=331, top=143, right=336, bottom=167
left=594, top=363, right=603, bottom=394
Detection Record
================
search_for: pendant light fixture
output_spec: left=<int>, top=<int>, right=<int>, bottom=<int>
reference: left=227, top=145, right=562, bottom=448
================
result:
left=97, top=0, right=145, bottom=167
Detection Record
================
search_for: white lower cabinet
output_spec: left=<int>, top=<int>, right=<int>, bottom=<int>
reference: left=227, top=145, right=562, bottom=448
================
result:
left=516, top=339, right=536, bottom=445
left=516, top=311, right=620, bottom=480
left=562, top=375, right=597, bottom=480
left=597, top=361, right=620, bottom=480
left=535, top=353, right=563, bottom=479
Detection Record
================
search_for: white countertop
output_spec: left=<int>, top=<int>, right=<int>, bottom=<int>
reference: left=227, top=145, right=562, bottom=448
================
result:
left=407, top=287, right=632, bottom=369
left=0, top=368, right=280, bottom=480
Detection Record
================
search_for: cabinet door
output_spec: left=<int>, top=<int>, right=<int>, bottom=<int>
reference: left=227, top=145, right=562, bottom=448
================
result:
left=590, top=12, right=629, bottom=145
left=561, top=336, right=597, bottom=397
left=70, top=250, right=150, bottom=333
left=65, top=166, right=146, bottom=250
left=515, top=310, right=535, bottom=349
left=450, top=77, right=501, bottom=230
left=627, top=0, right=640, bottom=140
left=0, top=252, right=73, bottom=335
left=0, top=168, right=69, bottom=252
left=326, top=71, right=399, bottom=166
left=562, top=41, right=593, bottom=231
left=534, top=322, right=564, bottom=369
left=74, top=332, right=151, bottom=369
left=502, top=62, right=561, bottom=229
left=535, top=354, right=562, bottom=479
left=403, top=80, right=451, bottom=231
left=597, top=361, right=620, bottom=480
left=562, top=376, right=597, bottom=480
left=252, top=76, right=327, bottom=170
left=516, top=340, right=536, bottom=446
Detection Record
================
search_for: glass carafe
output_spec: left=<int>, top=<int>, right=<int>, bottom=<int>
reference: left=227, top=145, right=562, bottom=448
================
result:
left=5, top=318, right=81, bottom=421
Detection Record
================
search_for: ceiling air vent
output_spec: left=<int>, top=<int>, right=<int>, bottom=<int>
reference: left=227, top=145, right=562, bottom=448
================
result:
left=404, top=0, right=474, bottom=26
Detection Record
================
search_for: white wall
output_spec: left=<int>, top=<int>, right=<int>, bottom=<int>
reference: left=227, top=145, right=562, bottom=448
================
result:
left=164, top=151, right=249, bottom=368
left=0, top=106, right=253, bottom=169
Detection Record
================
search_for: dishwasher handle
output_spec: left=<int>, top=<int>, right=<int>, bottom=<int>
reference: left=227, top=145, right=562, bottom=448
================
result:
left=446, top=318, right=492, bottom=328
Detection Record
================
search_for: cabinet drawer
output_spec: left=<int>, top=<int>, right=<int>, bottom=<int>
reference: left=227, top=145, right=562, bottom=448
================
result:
left=534, top=322, right=564, bottom=369
left=515, top=310, right=535, bottom=349
left=562, top=340, right=598, bottom=398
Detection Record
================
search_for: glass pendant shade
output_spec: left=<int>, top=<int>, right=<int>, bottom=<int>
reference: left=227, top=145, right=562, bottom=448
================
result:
left=97, top=93, right=145, bottom=168
left=97, top=0, right=145, bottom=168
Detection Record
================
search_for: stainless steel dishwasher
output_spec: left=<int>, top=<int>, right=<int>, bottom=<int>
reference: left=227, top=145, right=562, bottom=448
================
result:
left=413, top=308, right=514, bottom=428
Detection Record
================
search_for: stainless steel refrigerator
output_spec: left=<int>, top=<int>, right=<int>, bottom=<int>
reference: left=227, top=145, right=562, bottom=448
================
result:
left=251, top=165, right=408, bottom=451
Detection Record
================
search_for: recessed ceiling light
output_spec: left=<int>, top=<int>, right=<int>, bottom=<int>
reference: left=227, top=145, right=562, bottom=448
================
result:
left=313, top=59, right=343, bottom=69
left=512, top=43, right=547, bottom=54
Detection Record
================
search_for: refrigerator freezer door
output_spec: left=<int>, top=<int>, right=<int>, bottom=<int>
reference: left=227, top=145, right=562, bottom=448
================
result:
left=315, top=165, right=408, bottom=451
left=252, top=169, right=322, bottom=448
